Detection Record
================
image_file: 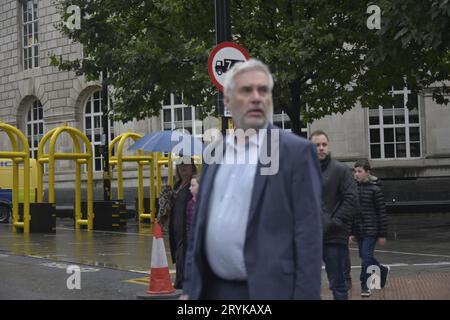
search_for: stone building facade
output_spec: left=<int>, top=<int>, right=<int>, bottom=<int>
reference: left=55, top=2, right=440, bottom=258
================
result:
left=1, top=0, right=449, bottom=207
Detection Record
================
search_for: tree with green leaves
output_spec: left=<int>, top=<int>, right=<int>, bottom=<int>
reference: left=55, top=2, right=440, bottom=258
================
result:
left=366, top=0, right=450, bottom=106
left=52, top=0, right=449, bottom=135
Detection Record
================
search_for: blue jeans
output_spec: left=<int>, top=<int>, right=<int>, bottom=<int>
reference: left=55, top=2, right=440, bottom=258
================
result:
left=358, top=237, right=382, bottom=290
left=323, top=244, right=349, bottom=300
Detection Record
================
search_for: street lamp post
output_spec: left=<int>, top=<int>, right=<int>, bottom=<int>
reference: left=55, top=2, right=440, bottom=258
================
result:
left=214, top=0, right=231, bottom=135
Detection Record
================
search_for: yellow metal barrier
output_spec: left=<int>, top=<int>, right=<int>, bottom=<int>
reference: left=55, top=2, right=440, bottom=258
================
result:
left=37, top=124, right=94, bottom=230
left=109, top=133, right=203, bottom=224
left=0, top=122, right=30, bottom=233
left=108, top=132, right=156, bottom=224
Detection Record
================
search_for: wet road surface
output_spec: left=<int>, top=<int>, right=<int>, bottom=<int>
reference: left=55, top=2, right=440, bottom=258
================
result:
left=1, top=213, right=449, bottom=299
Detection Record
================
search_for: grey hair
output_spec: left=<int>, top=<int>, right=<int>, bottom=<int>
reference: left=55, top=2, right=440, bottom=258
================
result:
left=223, top=59, right=274, bottom=97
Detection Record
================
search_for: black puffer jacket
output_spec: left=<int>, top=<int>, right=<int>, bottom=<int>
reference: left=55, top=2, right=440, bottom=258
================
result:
left=320, top=155, right=358, bottom=244
left=352, top=178, right=388, bottom=238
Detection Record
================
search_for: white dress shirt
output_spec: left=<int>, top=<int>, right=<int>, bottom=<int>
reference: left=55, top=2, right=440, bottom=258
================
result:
left=205, top=129, right=266, bottom=280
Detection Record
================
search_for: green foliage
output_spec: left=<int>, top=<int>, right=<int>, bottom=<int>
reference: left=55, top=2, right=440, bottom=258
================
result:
left=53, top=0, right=216, bottom=122
left=367, top=0, right=450, bottom=106
left=51, top=0, right=450, bottom=133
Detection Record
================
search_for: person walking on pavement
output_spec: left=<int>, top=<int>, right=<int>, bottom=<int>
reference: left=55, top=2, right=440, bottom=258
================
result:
left=182, top=59, right=323, bottom=300
left=351, top=159, right=389, bottom=297
left=310, top=130, right=358, bottom=300
left=169, top=157, right=197, bottom=289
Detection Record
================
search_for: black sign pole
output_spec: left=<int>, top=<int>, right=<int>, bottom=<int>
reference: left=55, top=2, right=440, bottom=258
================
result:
left=101, top=71, right=111, bottom=201
left=214, top=0, right=231, bottom=135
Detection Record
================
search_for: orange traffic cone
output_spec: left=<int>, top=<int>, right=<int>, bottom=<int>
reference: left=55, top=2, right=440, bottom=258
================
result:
left=147, top=222, right=175, bottom=294
left=137, top=222, right=181, bottom=299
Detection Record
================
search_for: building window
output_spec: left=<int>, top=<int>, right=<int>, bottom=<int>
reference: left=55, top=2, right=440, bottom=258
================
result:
left=272, top=107, right=309, bottom=137
left=22, top=0, right=39, bottom=70
left=368, top=87, right=421, bottom=159
left=161, top=93, right=203, bottom=140
left=273, top=110, right=292, bottom=132
left=84, top=91, right=114, bottom=171
left=26, top=100, right=44, bottom=159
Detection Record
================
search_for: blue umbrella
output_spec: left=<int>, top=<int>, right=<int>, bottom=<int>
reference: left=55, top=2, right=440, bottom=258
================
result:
left=128, top=130, right=204, bottom=156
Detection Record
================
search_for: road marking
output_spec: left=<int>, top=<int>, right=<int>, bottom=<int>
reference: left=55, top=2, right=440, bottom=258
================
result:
left=383, top=263, right=409, bottom=267
left=97, top=253, right=131, bottom=256
left=330, top=262, right=450, bottom=269
left=0, top=254, right=8, bottom=258
left=30, top=254, right=68, bottom=259
left=412, top=262, right=450, bottom=266
left=125, top=269, right=176, bottom=286
left=375, top=249, right=450, bottom=259
left=350, top=247, right=450, bottom=259
left=29, top=255, right=44, bottom=259
left=40, top=262, right=100, bottom=272
left=127, top=269, right=175, bottom=275
left=128, top=270, right=149, bottom=274
left=125, top=277, right=149, bottom=286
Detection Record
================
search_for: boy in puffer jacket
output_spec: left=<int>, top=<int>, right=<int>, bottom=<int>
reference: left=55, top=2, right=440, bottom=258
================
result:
left=351, top=159, right=389, bottom=297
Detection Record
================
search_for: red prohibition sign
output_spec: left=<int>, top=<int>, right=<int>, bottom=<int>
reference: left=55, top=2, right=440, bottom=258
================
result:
left=208, top=42, right=250, bottom=92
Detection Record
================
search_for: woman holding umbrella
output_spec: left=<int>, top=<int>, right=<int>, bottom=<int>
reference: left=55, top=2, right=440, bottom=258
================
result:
left=169, top=155, right=197, bottom=289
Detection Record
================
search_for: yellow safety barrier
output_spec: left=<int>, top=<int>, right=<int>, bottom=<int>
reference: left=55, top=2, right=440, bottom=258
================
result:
left=109, top=132, right=156, bottom=224
left=37, top=124, right=94, bottom=230
left=0, top=122, right=30, bottom=233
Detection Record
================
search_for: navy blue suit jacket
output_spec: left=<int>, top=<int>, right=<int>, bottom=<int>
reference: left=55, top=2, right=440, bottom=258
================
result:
left=183, top=125, right=323, bottom=299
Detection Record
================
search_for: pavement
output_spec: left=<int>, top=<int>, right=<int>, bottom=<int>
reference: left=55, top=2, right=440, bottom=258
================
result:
left=0, top=213, right=449, bottom=300
left=322, top=212, right=450, bottom=300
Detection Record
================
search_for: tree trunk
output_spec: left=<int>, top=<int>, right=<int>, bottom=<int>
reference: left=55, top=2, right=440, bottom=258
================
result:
left=285, top=107, right=303, bottom=136
left=287, top=82, right=304, bottom=137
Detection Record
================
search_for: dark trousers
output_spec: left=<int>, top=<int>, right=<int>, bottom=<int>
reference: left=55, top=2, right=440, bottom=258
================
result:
left=323, top=244, right=349, bottom=300
left=201, top=272, right=249, bottom=300
left=344, top=245, right=352, bottom=283
left=174, top=241, right=186, bottom=289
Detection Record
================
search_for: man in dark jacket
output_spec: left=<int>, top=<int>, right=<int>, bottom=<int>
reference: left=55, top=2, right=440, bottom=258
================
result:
left=310, top=130, right=358, bottom=300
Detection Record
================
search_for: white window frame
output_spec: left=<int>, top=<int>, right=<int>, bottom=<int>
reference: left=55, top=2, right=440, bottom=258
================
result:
left=161, top=93, right=202, bottom=140
left=272, top=110, right=309, bottom=137
left=272, top=111, right=292, bottom=132
left=26, top=99, right=44, bottom=159
left=84, top=91, right=114, bottom=172
left=22, top=0, right=40, bottom=70
left=368, top=87, right=422, bottom=159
